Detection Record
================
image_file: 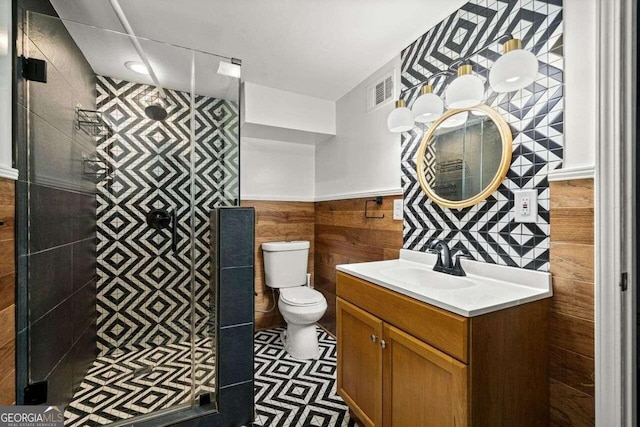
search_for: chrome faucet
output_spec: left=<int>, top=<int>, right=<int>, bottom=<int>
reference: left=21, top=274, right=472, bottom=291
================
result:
left=428, top=240, right=472, bottom=276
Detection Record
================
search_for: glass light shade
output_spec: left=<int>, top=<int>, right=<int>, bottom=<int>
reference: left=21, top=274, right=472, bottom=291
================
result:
left=387, top=100, right=414, bottom=133
left=440, top=111, right=469, bottom=128
left=413, top=92, right=444, bottom=123
left=445, top=74, right=484, bottom=108
left=489, top=48, right=538, bottom=93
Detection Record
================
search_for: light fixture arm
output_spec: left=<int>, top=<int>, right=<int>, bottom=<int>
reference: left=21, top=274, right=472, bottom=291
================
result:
left=405, top=32, right=516, bottom=92
left=424, top=69, right=455, bottom=86
left=446, top=33, right=514, bottom=71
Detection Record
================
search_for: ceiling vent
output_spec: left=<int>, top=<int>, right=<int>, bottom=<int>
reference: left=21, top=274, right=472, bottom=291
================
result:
left=366, top=70, right=395, bottom=113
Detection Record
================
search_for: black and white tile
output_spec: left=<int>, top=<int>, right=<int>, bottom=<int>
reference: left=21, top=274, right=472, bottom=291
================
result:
left=400, top=0, right=563, bottom=271
left=95, top=76, right=239, bottom=355
left=64, top=337, right=216, bottom=427
left=254, top=327, right=350, bottom=427
left=65, top=327, right=349, bottom=427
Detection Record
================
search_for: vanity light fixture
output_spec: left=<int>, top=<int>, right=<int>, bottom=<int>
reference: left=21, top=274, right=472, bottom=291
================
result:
left=387, top=100, right=415, bottom=133
left=125, top=61, right=150, bottom=75
left=445, top=64, right=485, bottom=109
left=489, top=38, right=538, bottom=93
left=412, top=84, right=444, bottom=123
left=388, top=33, right=538, bottom=133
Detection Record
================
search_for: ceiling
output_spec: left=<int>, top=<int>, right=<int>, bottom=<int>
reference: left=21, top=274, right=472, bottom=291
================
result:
left=50, top=0, right=466, bottom=101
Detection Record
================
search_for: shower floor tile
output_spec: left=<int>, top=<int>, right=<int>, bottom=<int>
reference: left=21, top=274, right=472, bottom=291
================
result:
left=253, top=327, right=351, bottom=427
left=64, top=337, right=215, bottom=427
left=65, top=327, right=350, bottom=427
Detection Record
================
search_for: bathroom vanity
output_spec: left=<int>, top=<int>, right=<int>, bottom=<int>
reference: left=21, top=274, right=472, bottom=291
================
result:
left=335, top=250, right=552, bottom=427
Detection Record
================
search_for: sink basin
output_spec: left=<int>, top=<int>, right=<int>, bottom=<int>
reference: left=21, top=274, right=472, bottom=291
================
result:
left=336, top=249, right=552, bottom=317
left=380, top=267, right=475, bottom=290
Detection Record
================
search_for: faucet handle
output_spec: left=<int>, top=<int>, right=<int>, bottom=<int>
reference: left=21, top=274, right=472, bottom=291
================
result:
left=454, top=250, right=472, bottom=260
left=452, top=251, right=472, bottom=276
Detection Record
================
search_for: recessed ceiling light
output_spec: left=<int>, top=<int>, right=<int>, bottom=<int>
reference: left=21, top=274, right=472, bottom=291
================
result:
left=125, top=61, right=149, bottom=75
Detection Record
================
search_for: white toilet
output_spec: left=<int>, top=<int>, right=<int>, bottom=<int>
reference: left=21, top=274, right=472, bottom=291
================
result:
left=262, top=240, right=327, bottom=359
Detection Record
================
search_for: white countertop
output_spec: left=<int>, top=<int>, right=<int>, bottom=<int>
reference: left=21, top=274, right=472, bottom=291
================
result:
left=336, top=249, right=552, bottom=317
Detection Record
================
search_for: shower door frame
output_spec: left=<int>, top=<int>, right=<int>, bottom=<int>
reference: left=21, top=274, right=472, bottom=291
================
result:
left=13, top=9, right=252, bottom=425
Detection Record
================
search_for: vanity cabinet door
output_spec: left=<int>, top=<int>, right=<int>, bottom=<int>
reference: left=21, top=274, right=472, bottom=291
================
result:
left=337, top=298, right=383, bottom=427
left=382, top=324, right=468, bottom=427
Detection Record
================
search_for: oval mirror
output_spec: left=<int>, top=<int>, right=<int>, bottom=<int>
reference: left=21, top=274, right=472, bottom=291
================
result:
left=416, top=104, right=512, bottom=209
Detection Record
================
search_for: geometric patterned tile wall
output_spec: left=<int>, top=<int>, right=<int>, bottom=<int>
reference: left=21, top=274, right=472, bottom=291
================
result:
left=401, top=0, right=563, bottom=271
left=95, top=76, right=239, bottom=355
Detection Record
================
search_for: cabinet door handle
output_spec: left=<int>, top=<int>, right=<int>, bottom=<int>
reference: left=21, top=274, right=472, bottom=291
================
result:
left=370, top=334, right=377, bottom=343
left=380, top=340, right=386, bottom=349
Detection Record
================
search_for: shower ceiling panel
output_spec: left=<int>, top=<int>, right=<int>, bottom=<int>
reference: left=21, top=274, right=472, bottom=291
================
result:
left=48, top=0, right=466, bottom=101
left=59, top=20, right=239, bottom=101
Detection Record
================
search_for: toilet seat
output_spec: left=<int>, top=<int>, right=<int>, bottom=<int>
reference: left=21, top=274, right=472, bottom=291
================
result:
left=279, top=287, right=324, bottom=307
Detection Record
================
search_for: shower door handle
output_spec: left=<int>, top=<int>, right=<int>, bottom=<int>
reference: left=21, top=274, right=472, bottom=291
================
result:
left=171, top=209, right=178, bottom=255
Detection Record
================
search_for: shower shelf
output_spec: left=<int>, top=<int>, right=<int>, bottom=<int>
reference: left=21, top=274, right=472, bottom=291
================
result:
left=75, top=107, right=113, bottom=137
left=82, top=155, right=112, bottom=180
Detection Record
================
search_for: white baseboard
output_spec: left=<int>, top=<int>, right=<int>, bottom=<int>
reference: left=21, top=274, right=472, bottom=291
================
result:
left=241, top=187, right=404, bottom=203
left=0, top=165, right=19, bottom=181
left=241, top=194, right=316, bottom=202
left=547, top=165, right=595, bottom=181
left=313, top=187, right=403, bottom=202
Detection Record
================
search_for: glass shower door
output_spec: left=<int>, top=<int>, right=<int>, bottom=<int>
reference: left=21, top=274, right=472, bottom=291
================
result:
left=16, top=11, right=240, bottom=426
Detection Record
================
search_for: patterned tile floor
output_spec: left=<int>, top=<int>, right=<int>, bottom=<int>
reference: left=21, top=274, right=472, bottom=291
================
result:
left=64, top=327, right=350, bottom=426
left=64, top=337, right=215, bottom=426
left=254, top=327, right=350, bottom=427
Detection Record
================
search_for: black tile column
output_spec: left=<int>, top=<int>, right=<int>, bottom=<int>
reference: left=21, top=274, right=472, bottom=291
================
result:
left=211, top=207, right=255, bottom=424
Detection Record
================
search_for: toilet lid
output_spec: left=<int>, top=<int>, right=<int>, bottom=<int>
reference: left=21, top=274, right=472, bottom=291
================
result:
left=280, top=287, right=324, bottom=306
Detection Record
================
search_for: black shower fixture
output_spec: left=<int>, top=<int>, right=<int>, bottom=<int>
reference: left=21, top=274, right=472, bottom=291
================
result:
left=145, top=103, right=168, bottom=121
left=137, top=87, right=169, bottom=121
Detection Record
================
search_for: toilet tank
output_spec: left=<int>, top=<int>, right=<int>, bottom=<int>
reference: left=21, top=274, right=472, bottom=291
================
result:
left=262, top=241, right=310, bottom=288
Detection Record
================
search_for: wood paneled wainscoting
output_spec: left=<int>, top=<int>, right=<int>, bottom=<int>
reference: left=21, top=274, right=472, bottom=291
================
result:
left=0, top=178, right=15, bottom=404
left=243, top=196, right=403, bottom=335
left=549, top=179, right=595, bottom=426
left=241, top=201, right=315, bottom=331
left=314, top=196, right=403, bottom=334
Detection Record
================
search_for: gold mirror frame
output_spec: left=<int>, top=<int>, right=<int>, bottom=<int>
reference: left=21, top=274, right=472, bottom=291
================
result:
left=416, top=104, right=512, bottom=209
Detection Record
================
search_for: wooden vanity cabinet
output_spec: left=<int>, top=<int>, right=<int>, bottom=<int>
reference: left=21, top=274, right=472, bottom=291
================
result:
left=336, top=271, right=549, bottom=427
left=337, top=299, right=383, bottom=426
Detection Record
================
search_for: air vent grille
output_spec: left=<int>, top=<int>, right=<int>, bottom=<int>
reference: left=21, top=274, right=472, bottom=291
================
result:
left=367, top=70, right=395, bottom=113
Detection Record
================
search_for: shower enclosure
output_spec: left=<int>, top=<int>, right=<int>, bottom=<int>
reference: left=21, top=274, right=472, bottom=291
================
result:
left=15, top=6, right=249, bottom=426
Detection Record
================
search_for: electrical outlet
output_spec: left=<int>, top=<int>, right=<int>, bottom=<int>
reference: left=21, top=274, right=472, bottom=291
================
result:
left=514, top=190, right=537, bottom=223
left=393, top=199, right=403, bottom=220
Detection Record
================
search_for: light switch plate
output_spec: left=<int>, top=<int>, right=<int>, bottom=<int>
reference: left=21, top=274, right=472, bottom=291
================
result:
left=393, top=199, right=403, bottom=220
left=514, top=190, right=538, bottom=223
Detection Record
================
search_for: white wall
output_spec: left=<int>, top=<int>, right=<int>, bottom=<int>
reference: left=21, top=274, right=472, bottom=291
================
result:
left=315, top=56, right=402, bottom=200
left=240, top=1, right=592, bottom=199
left=240, top=137, right=315, bottom=201
left=243, top=82, right=335, bottom=141
left=552, top=0, right=597, bottom=179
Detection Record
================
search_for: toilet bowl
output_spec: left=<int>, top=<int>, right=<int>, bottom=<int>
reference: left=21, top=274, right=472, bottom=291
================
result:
left=262, top=241, right=327, bottom=359
left=278, top=286, right=328, bottom=359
